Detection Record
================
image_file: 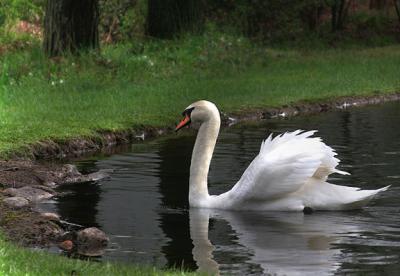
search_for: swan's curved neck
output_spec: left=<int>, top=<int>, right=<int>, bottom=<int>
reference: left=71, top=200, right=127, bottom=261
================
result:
left=189, top=113, right=220, bottom=207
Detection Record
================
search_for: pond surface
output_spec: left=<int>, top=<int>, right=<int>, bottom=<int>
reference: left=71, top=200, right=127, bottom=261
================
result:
left=42, top=102, right=400, bottom=275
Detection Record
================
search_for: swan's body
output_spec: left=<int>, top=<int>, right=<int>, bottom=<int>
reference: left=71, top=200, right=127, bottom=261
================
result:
left=176, top=100, right=389, bottom=211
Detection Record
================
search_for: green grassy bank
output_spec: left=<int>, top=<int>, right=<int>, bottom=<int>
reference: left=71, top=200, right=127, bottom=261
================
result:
left=1, top=35, right=400, bottom=158
left=0, top=235, right=194, bottom=276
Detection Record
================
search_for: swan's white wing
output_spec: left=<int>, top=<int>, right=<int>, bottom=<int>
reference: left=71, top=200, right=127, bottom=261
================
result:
left=227, top=130, right=347, bottom=202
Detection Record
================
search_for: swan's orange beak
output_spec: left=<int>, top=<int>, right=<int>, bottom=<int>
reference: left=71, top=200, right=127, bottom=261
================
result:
left=175, top=115, right=191, bottom=132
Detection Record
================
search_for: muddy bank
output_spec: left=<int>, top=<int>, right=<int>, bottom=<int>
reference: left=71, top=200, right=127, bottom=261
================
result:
left=0, top=160, right=109, bottom=254
left=19, top=127, right=169, bottom=160
left=228, top=92, right=400, bottom=121
left=7, top=92, right=400, bottom=160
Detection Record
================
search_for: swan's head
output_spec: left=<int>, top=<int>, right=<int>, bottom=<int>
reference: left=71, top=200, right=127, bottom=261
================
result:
left=175, top=100, right=219, bottom=131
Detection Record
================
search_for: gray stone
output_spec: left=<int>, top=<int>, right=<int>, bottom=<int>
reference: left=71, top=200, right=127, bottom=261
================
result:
left=76, top=227, right=109, bottom=256
left=63, top=164, right=80, bottom=176
left=86, top=170, right=110, bottom=181
left=2, top=188, right=17, bottom=197
left=61, top=169, right=110, bottom=185
left=3, top=196, right=29, bottom=208
left=40, top=212, right=61, bottom=222
left=3, top=186, right=54, bottom=202
left=43, top=181, right=57, bottom=188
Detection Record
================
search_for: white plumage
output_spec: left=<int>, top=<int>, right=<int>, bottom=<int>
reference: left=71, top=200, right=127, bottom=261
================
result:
left=176, top=100, right=389, bottom=211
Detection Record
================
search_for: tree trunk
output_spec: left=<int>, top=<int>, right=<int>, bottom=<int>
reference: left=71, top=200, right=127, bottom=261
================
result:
left=302, top=4, right=323, bottom=31
left=337, top=0, right=346, bottom=30
left=394, top=0, right=400, bottom=23
left=331, top=0, right=351, bottom=32
left=43, top=0, right=99, bottom=57
left=331, top=0, right=338, bottom=32
left=146, top=0, right=203, bottom=39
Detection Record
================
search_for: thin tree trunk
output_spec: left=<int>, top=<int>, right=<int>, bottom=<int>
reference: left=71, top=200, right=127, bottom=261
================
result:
left=394, top=0, right=400, bottom=23
left=331, top=0, right=338, bottom=32
left=301, top=3, right=323, bottom=31
left=337, top=0, right=346, bottom=29
left=339, top=0, right=352, bottom=29
left=43, top=0, right=99, bottom=57
left=331, top=0, right=351, bottom=32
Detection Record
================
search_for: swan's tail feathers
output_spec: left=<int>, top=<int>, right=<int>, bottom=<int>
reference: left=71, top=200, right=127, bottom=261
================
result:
left=340, top=185, right=391, bottom=210
left=378, top=185, right=391, bottom=192
left=306, top=183, right=391, bottom=211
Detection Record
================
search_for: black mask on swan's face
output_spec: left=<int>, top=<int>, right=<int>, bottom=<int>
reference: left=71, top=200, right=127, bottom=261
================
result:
left=175, top=107, right=195, bottom=132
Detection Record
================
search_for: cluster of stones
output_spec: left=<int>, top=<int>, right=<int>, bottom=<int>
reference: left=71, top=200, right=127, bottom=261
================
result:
left=0, top=162, right=109, bottom=256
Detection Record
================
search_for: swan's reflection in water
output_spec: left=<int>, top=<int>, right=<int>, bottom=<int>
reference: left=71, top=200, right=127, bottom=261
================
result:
left=190, top=209, right=220, bottom=275
left=189, top=208, right=369, bottom=276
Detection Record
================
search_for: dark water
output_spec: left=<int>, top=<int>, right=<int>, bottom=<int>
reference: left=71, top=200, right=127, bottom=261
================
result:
left=41, top=102, right=400, bottom=275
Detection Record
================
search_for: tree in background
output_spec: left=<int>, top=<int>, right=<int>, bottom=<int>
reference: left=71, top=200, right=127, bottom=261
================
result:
left=43, top=0, right=99, bottom=56
left=394, top=0, right=400, bottom=23
left=300, top=1, right=325, bottom=31
left=146, top=0, right=203, bottom=39
left=329, top=0, right=352, bottom=32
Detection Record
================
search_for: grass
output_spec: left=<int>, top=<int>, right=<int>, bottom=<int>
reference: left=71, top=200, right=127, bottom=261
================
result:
left=0, top=235, right=194, bottom=276
left=1, top=35, right=400, bottom=157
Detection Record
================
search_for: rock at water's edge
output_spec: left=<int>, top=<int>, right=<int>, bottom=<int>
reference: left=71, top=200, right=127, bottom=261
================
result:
left=3, top=186, right=54, bottom=202
left=76, top=227, right=109, bottom=256
left=3, top=197, right=29, bottom=208
left=40, top=212, right=61, bottom=222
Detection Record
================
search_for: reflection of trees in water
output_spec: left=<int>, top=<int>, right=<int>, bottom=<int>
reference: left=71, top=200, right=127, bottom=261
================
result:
left=334, top=104, right=400, bottom=188
left=339, top=111, right=356, bottom=179
left=56, top=160, right=102, bottom=228
left=157, top=135, right=197, bottom=270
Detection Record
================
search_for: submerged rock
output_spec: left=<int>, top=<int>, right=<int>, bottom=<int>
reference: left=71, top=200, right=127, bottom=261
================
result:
left=3, top=196, right=29, bottom=208
left=76, top=227, right=109, bottom=256
left=60, top=166, right=110, bottom=185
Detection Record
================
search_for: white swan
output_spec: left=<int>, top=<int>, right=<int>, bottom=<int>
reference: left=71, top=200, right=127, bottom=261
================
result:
left=175, top=100, right=389, bottom=211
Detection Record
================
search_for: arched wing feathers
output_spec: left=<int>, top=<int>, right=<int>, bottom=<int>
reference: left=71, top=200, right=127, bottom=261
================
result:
left=228, top=130, right=348, bottom=202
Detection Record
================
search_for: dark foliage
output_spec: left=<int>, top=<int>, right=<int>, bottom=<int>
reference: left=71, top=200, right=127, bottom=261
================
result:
left=146, top=0, right=203, bottom=39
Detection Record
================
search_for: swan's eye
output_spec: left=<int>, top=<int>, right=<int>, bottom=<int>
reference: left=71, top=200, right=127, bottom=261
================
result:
left=182, top=107, right=195, bottom=117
